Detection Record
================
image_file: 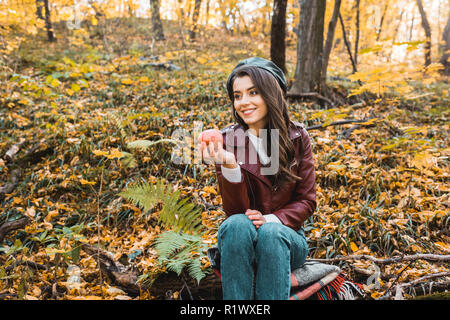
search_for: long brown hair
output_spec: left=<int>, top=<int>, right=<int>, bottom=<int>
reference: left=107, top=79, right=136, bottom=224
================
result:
left=228, top=65, right=303, bottom=191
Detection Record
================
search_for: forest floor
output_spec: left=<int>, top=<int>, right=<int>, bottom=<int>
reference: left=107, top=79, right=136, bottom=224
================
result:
left=0, top=18, right=449, bottom=300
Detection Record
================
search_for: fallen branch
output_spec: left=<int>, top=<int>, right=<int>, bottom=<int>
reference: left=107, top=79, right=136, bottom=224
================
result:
left=5, top=260, right=47, bottom=271
left=81, top=244, right=141, bottom=296
left=379, top=272, right=450, bottom=300
left=4, top=138, right=25, bottom=163
left=0, top=168, right=22, bottom=198
left=308, top=253, right=450, bottom=265
left=142, top=62, right=180, bottom=71
left=287, top=92, right=335, bottom=107
left=306, top=118, right=376, bottom=131
left=0, top=216, right=30, bottom=243
left=352, top=266, right=395, bottom=281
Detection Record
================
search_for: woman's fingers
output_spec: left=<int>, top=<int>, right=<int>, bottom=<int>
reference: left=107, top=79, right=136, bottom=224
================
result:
left=245, top=209, right=266, bottom=228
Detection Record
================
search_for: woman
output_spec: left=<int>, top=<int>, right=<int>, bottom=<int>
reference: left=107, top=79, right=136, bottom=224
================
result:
left=198, top=57, right=316, bottom=300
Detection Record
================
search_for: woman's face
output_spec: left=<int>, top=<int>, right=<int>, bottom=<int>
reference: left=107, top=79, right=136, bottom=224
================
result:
left=232, top=75, right=269, bottom=135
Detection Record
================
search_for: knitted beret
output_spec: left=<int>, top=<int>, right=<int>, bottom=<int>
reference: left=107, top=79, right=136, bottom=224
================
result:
left=226, top=57, right=287, bottom=101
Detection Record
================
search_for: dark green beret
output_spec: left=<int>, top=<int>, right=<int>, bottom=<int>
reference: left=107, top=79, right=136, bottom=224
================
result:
left=226, top=57, right=287, bottom=101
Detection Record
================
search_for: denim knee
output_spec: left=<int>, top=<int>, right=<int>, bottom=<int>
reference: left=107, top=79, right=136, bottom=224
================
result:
left=256, top=223, right=289, bottom=248
left=219, top=214, right=254, bottom=234
left=218, top=214, right=255, bottom=249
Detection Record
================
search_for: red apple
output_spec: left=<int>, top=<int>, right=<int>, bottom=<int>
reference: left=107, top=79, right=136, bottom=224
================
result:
left=199, top=129, right=223, bottom=146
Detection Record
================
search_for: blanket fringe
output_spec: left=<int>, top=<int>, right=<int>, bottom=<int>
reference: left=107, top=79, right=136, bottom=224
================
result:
left=314, top=275, right=365, bottom=300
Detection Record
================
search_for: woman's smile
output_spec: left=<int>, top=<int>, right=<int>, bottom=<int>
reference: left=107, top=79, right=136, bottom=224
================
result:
left=241, top=108, right=256, bottom=116
left=233, top=75, right=269, bottom=135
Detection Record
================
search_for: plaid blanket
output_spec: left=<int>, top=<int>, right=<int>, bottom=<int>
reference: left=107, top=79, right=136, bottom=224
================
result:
left=207, top=247, right=365, bottom=300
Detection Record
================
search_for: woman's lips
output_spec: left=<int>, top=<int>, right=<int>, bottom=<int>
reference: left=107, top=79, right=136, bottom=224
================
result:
left=241, top=109, right=256, bottom=116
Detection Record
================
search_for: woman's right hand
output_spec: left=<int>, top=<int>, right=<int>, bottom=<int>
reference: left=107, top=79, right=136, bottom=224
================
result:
left=198, top=139, right=237, bottom=168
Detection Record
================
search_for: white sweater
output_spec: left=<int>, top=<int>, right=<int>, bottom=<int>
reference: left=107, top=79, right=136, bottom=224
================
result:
left=220, top=131, right=281, bottom=224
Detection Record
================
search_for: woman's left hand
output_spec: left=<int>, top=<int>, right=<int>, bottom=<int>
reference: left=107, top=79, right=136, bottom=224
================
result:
left=245, top=209, right=266, bottom=229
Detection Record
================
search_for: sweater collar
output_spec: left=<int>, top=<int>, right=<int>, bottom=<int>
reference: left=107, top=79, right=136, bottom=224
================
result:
left=223, top=121, right=303, bottom=149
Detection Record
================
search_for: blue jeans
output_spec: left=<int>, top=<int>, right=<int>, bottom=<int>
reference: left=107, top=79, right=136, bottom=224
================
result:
left=217, top=214, right=308, bottom=300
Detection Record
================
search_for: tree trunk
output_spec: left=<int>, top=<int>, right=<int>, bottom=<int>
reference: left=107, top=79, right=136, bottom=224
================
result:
left=321, top=0, right=342, bottom=85
left=392, top=8, right=405, bottom=44
left=35, top=0, right=44, bottom=20
left=205, top=0, right=210, bottom=25
left=339, top=12, right=357, bottom=73
left=43, top=0, right=55, bottom=42
left=289, top=0, right=326, bottom=95
left=416, top=0, right=432, bottom=67
left=270, top=0, right=288, bottom=74
left=376, top=0, right=390, bottom=41
left=439, top=16, right=450, bottom=75
left=150, top=0, right=165, bottom=41
left=188, top=0, right=202, bottom=40
left=354, top=0, right=360, bottom=66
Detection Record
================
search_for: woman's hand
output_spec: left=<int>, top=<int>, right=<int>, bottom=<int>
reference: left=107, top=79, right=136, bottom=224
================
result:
left=245, top=209, right=266, bottom=229
left=198, top=139, right=237, bottom=168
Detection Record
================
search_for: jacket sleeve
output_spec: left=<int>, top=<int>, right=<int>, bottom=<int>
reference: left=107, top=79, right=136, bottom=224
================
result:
left=215, top=164, right=251, bottom=216
left=271, top=128, right=317, bottom=230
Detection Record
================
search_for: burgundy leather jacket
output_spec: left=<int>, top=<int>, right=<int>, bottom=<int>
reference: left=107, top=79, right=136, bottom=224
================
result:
left=215, top=121, right=316, bottom=231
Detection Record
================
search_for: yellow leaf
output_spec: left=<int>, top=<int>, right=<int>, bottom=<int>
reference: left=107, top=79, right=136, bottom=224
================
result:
left=121, top=78, right=133, bottom=85
left=350, top=242, right=359, bottom=252
left=196, top=57, right=208, bottom=64
left=138, top=76, right=150, bottom=82
left=80, top=179, right=95, bottom=185
left=410, top=152, right=436, bottom=169
left=202, top=186, right=217, bottom=195
left=105, top=148, right=124, bottom=159
left=92, top=149, right=108, bottom=156
left=12, top=197, right=23, bottom=205
left=50, top=78, right=60, bottom=88
left=435, top=242, right=450, bottom=253
left=45, top=210, right=59, bottom=222
left=71, top=83, right=81, bottom=92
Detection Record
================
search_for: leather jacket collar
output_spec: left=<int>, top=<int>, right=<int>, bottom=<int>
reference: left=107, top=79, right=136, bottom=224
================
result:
left=221, top=121, right=304, bottom=188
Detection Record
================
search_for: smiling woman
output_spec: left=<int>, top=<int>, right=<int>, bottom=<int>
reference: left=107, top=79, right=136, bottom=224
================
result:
left=232, top=75, right=269, bottom=136
left=197, top=57, right=317, bottom=300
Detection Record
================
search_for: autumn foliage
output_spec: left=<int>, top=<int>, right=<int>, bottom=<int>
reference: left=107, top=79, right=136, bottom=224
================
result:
left=0, top=0, right=449, bottom=301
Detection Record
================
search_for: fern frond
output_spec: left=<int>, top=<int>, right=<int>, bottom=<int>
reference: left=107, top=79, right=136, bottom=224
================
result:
left=127, top=139, right=179, bottom=151
left=119, top=179, right=170, bottom=214
left=154, top=231, right=209, bottom=284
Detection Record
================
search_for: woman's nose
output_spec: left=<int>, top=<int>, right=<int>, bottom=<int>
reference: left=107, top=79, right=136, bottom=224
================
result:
left=237, top=94, right=250, bottom=107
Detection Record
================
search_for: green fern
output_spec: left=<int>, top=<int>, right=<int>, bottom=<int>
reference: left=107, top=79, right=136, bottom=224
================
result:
left=154, top=231, right=209, bottom=284
left=127, top=139, right=178, bottom=151
left=121, top=178, right=209, bottom=284
left=119, top=179, right=203, bottom=234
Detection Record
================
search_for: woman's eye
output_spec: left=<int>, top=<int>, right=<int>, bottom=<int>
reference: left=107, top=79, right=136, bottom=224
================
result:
left=250, top=90, right=258, bottom=95
left=234, top=94, right=241, bottom=100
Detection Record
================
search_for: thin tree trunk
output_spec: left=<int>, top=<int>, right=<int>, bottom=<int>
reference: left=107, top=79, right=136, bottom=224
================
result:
left=150, top=0, right=165, bottom=40
left=392, top=8, right=405, bottom=44
left=354, top=0, right=360, bottom=66
left=35, top=0, right=44, bottom=20
left=188, top=0, right=202, bottom=39
left=270, top=0, right=288, bottom=74
left=440, top=16, right=450, bottom=74
left=321, top=0, right=342, bottom=84
left=416, top=0, right=432, bottom=66
left=409, top=10, right=415, bottom=41
left=205, top=0, right=210, bottom=25
left=236, top=6, right=249, bottom=35
left=376, top=0, right=390, bottom=41
left=339, top=13, right=357, bottom=73
left=43, top=0, right=55, bottom=42
left=178, top=0, right=185, bottom=21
